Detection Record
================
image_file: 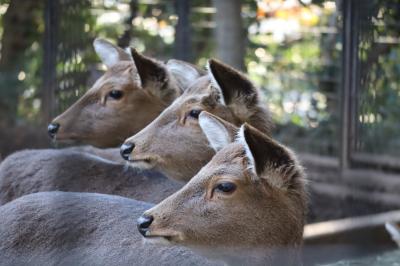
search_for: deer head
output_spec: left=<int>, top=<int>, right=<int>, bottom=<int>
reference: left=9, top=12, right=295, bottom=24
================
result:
left=137, top=112, right=307, bottom=265
left=121, top=59, right=273, bottom=182
left=48, top=38, right=203, bottom=148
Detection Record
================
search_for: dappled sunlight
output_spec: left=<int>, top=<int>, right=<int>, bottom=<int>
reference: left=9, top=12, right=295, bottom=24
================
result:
left=0, top=1, right=400, bottom=266
left=97, top=11, right=123, bottom=24
left=244, top=0, right=341, bottom=155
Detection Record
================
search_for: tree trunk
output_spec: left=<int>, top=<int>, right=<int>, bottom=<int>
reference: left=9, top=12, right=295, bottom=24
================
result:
left=0, top=0, right=42, bottom=127
left=174, top=0, right=192, bottom=62
left=0, top=0, right=42, bottom=70
left=212, top=0, right=245, bottom=71
left=117, top=0, right=138, bottom=48
left=41, top=0, right=58, bottom=124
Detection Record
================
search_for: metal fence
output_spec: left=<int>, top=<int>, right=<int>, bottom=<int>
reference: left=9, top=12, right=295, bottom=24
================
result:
left=42, top=0, right=213, bottom=117
left=41, top=0, right=400, bottom=173
left=341, top=0, right=400, bottom=171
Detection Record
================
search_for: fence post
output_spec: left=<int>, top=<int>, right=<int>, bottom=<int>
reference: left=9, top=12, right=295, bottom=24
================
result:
left=340, top=0, right=359, bottom=172
left=42, top=0, right=58, bottom=124
left=118, top=0, right=138, bottom=47
left=211, top=0, right=245, bottom=71
left=174, top=0, right=192, bottom=62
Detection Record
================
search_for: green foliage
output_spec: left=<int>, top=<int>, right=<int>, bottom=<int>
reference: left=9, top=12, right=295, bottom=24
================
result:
left=0, top=1, right=43, bottom=124
left=356, top=0, right=400, bottom=156
left=1, top=0, right=399, bottom=158
left=245, top=2, right=341, bottom=155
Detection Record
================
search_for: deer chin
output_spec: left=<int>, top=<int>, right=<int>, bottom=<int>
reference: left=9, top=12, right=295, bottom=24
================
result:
left=51, top=133, right=81, bottom=145
left=127, top=153, right=166, bottom=170
left=142, top=236, right=172, bottom=246
left=127, top=156, right=158, bottom=170
left=143, top=231, right=184, bottom=246
left=53, top=135, right=105, bottom=148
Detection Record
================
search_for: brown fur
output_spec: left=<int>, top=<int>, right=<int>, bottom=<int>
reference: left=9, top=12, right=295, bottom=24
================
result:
left=0, top=191, right=220, bottom=266
left=52, top=39, right=204, bottom=148
left=208, top=59, right=272, bottom=134
left=124, top=59, right=273, bottom=182
left=0, top=148, right=183, bottom=205
left=141, top=116, right=307, bottom=265
left=0, top=38, right=204, bottom=205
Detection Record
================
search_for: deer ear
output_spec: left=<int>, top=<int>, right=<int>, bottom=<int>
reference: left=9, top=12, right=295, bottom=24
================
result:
left=93, top=38, right=132, bottom=68
left=166, top=59, right=204, bottom=90
left=236, top=124, right=296, bottom=186
left=199, top=112, right=237, bottom=152
left=207, top=59, right=258, bottom=107
left=130, top=48, right=168, bottom=89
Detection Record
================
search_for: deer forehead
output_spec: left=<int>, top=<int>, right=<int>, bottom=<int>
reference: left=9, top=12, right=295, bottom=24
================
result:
left=90, top=67, right=140, bottom=94
left=192, top=144, right=248, bottom=181
left=176, top=89, right=224, bottom=113
left=107, top=60, right=136, bottom=73
left=160, top=76, right=223, bottom=112
left=160, top=95, right=207, bottom=117
left=184, top=75, right=211, bottom=91
left=211, top=143, right=246, bottom=165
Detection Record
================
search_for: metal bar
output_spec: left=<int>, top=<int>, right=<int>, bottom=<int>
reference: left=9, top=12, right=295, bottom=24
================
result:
left=174, top=0, right=192, bottom=62
left=349, top=0, right=360, bottom=167
left=340, top=0, right=359, bottom=172
left=118, top=0, right=138, bottom=48
left=42, top=0, right=58, bottom=124
left=339, top=0, right=352, bottom=171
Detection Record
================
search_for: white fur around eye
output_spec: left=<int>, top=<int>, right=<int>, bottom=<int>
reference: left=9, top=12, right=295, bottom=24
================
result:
left=199, top=113, right=230, bottom=152
left=236, top=125, right=256, bottom=175
left=206, top=61, right=226, bottom=106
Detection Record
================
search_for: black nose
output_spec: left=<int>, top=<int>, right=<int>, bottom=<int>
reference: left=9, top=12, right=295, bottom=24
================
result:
left=137, top=215, right=154, bottom=237
left=47, top=123, right=60, bottom=138
left=120, top=142, right=135, bottom=160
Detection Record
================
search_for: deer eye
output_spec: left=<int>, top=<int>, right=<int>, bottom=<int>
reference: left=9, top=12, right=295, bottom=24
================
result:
left=188, top=109, right=202, bottom=119
left=108, top=90, right=123, bottom=100
left=214, top=182, right=236, bottom=194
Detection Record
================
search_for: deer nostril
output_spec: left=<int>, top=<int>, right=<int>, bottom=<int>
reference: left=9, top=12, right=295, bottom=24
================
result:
left=47, top=123, right=60, bottom=138
left=137, top=215, right=154, bottom=237
left=120, top=142, right=135, bottom=160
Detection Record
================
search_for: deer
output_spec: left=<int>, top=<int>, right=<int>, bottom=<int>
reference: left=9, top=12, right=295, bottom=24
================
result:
left=48, top=38, right=203, bottom=149
left=121, top=58, right=273, bottom=182
left=0, top=38, right=203, bottom=204
left=0, top=191, right=220, bottom=266
left=0, top=58, right=272, bottom=205
left=137, top=112, right=308, bottom=266
left=47, top=38, right=202, bottom=161
left=0, top=113, right=305, bottom=266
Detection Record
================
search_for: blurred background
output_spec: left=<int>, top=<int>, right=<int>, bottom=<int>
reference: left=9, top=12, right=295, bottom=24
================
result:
left=0, top=0, right=400, bottom=221
left=3, top=0, right=342, bottom=157
left=1, top=0, right=400, bottom=263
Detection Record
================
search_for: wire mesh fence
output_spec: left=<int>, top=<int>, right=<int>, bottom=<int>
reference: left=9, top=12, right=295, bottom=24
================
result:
left=2, top=0, right=400, bottom=171
left=355, top=0, right=400, bottom=159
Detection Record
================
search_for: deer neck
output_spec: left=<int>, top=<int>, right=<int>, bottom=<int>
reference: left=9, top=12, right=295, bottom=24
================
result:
left=196, top=246, right=301, bottom=266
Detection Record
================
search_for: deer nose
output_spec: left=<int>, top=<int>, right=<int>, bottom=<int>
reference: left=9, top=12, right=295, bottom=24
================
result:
left=120, top=142, right=135, bottom=160
left=137, top=214, right=154, bottom=237
left=47, top=123, right=60, bottom=138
